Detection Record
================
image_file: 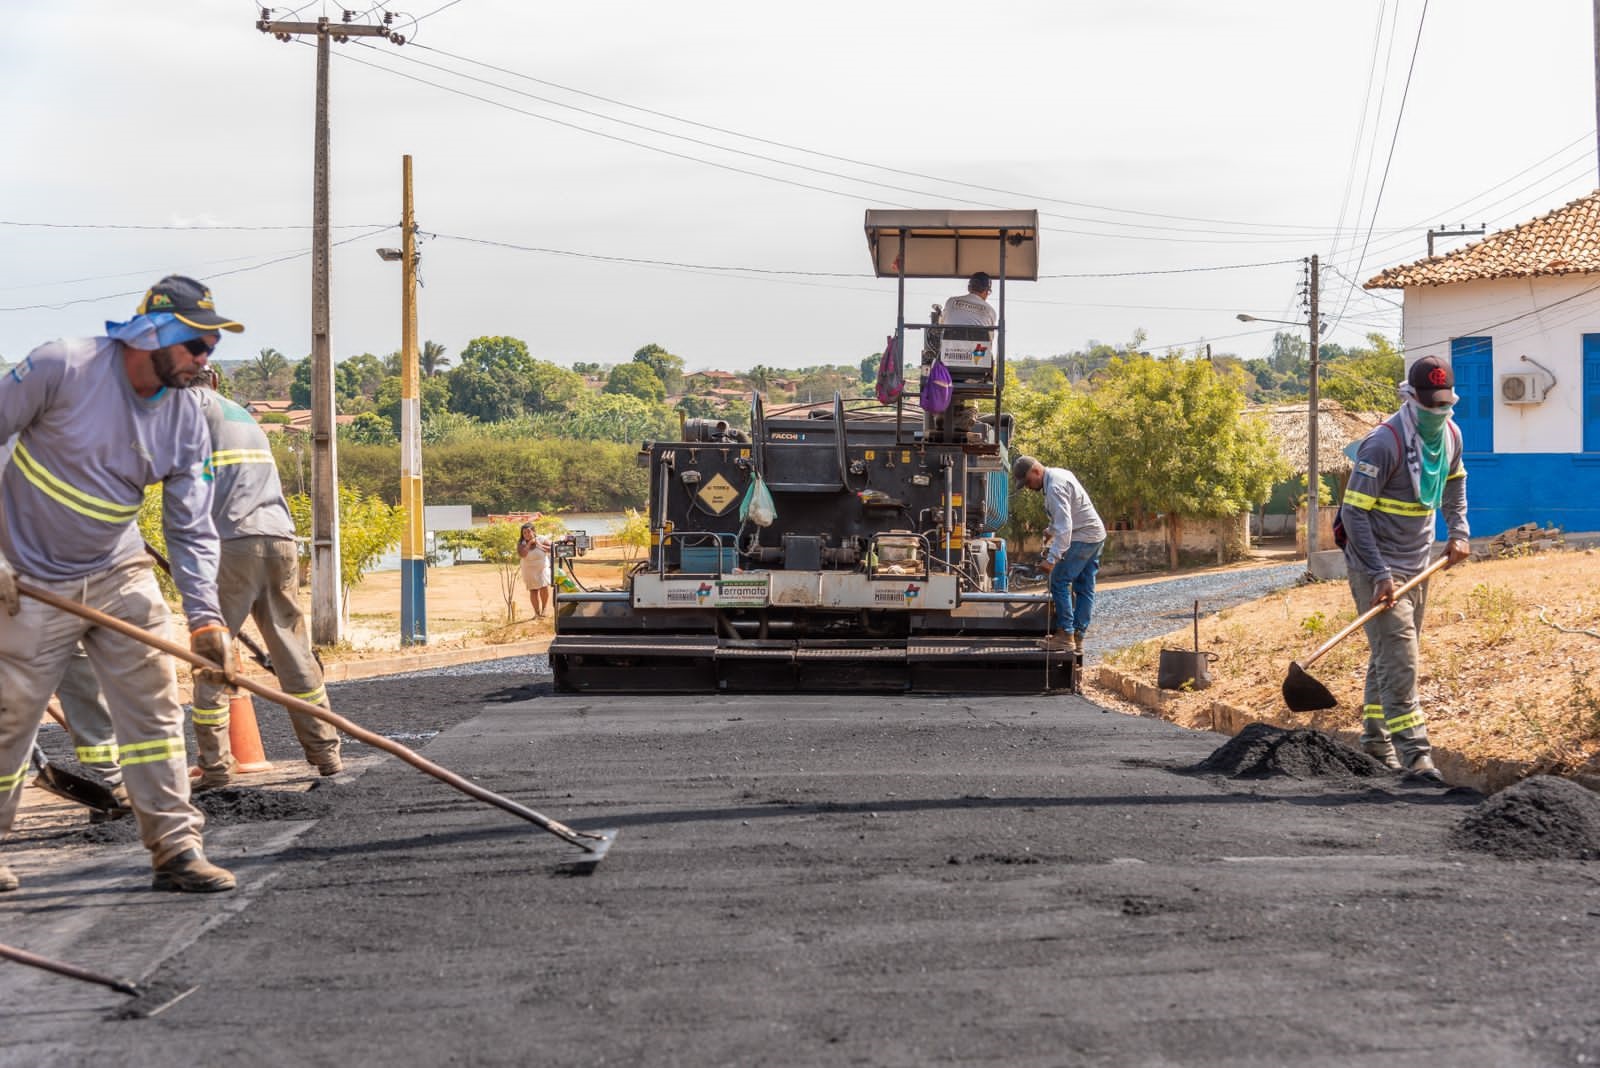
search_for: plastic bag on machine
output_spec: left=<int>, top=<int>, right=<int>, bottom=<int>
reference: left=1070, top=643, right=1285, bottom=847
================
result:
left=739, top=473, right=777, bottom=528
left=875, top=334, right=904, bottom=405
left=920, top=353, right=953, bottom=413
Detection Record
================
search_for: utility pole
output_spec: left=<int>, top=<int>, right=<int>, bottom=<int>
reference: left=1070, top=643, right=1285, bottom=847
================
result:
left=1427, top=225, right=1485, bottom=258
left=1594, top=0, right=1600, bottom=181
left=1306, top=254, right=1321, bottom=562
left=256, top=10, right=406, bottom=645
left=399, top=156, right=426, bottom=645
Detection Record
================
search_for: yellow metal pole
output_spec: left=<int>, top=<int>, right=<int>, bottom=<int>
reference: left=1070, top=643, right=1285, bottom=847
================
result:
left=399, top=154, right=426, bottom=643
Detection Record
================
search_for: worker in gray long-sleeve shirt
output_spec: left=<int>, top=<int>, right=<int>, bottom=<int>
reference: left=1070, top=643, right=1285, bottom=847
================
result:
left=1338, top=355, right=1470, bottom=784
left=189, top=370, right=341, bottom=787
left=0, top=275, right=240, bottom=895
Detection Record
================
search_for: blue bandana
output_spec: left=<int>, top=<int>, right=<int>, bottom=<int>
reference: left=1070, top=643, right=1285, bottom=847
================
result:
left=104, top=312, right=207, bottom=350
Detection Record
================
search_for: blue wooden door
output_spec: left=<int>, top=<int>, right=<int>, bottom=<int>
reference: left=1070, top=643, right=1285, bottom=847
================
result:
left=1450, top=337, right=1493, bottom=453
left=1585, top=334, right=1600, bottom=453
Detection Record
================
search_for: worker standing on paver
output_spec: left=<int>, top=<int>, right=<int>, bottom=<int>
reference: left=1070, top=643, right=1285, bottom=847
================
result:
left=188, top=370, right=341, bottom=787
left=1338, top=355, right=1470, bottom=783
left=0, top=275, right=239, bottom=894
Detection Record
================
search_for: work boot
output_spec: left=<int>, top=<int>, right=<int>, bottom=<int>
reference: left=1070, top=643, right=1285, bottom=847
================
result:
left=151, top=849, right=236, bottom=893
left=1362, top=741, right=1404, bottom=771
left=1043, top=633, right=1073, bottom=652
left=1072, top=631, right=1085, bottom=654
left=1401, top=753, right=1446, bottom=786
left=194, top=769, right=234, bottom=791
left=0, top=863, right=17, bottom=892
left=311, top=753, right=343, bottom=776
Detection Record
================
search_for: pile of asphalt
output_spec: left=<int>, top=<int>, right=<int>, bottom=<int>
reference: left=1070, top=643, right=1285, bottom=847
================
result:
left=1451, top=775, right=1600, bottom=860
left=195, top=780, right=341, bottom=826
left=1187, top=722, right=1391, bottom=781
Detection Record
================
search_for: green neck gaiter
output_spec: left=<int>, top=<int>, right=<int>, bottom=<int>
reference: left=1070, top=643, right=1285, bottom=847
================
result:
left=1411, top=401, right=1450, bottom=510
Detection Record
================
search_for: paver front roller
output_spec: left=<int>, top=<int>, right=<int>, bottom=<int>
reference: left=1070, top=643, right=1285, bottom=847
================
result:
left=15, top=580, right=617, bottom=868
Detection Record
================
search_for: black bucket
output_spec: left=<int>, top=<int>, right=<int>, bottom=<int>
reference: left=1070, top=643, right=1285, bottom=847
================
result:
left=1157, top=649, right=1217, bottom=691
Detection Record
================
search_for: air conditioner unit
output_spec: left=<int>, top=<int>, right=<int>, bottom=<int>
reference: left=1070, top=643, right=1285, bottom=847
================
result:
left=1500, top=372, right=1545, bottom=404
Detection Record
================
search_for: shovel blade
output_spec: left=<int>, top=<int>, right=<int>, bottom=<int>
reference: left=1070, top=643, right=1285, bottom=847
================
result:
left=1282, top=661, right=1339, bottom=712
left=110, top=980, right=197, bottom=1020
left=33, top=763, right=125, bottom=813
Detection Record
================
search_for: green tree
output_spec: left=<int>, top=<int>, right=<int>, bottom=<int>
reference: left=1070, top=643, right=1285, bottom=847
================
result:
left=290, top=357, right=312, bottom=409
left=234, top=347, right=291, bottom=400
left=632, top=343, right=684, bottom=394
left=1270, top=330, right=1308, bottom=376
left=435, top=521, right=524, bottom=624
left=286, top=485, right=405, bottom=625
left=605, top=362, right=666, bottom=402
left=747, top=364, right=777, bottom=395
left=617, top=507, right=650, bottom=560
left=342, top=411, right=396, bottom=446
left=375, top=373, right=451, bottom=434
left=338, top=353, right=389, bottom=406
left=420, top=340, right=451, bottom=378
left=860, top=353, right=878, bottom=384
left=1320, top=332, right=1403, bottom=413
left=1017, top=354, right=1286, bottom=569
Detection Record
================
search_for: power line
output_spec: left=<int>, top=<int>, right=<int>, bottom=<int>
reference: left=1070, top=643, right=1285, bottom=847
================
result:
left=354, top=42, right=1405, bottom=245
left=409, top=41, right=1396, bottom=237
left=1329, top=0, right=1393, bottom=267
left=1041, top=258, right=1300, bottom=279
left=0, top=220, right=389, bottom=232
left=1331, top=0, right=1430, bottom=335
left=0, top=226, right=394, bottom=314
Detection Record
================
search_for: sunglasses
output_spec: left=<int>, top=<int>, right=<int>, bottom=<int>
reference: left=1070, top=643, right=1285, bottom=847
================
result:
left=182, top=337, right=217, bottom=358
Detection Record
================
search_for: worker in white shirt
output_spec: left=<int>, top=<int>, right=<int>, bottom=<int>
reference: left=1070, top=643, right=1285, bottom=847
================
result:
left=1011, top=455, right=1106, bottom=654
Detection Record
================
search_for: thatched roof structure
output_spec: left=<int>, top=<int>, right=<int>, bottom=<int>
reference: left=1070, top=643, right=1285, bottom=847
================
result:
left=1252, top=400, right=1384, bottom=478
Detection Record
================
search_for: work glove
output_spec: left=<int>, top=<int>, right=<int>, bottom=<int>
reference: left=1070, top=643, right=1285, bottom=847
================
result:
left=189, top=624, right=235, bottom=686
left=0, top=554, right=17, bottom=616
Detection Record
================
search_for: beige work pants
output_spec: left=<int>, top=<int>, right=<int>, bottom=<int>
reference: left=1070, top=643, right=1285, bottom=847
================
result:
left=0, top=559, right=203, bottom=866
left=191, top=536, right=338, bottom=775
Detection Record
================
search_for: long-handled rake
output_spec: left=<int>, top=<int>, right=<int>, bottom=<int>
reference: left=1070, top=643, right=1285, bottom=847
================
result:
left=0, top=941, right=196, bottom=1019
left=1281, top=554, right=1451, bottom=713
left=16, top=580, right=617, bottom=867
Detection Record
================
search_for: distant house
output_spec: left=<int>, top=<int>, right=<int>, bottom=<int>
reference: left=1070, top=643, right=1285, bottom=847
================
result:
left=684, top=370, right=744, bottom=392
left=246, top=399, right=294, bottom=416
left=1365, top=191, right=1600, bottom=535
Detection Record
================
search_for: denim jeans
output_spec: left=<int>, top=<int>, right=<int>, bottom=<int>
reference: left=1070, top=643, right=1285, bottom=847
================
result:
left=1049, top=539, right=1104, bottom=635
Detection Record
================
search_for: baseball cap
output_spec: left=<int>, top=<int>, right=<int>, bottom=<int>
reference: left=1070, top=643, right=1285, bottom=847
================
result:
left=1011, top=454, right=1040, bottom=487
left=136, top=275, right=244, bottom=333
left=1407, top=355, right=1457, bottom=407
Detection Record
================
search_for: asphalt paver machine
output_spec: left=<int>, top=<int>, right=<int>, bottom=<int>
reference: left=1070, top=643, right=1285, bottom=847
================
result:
left=551, top=209, right=1075, bottom=693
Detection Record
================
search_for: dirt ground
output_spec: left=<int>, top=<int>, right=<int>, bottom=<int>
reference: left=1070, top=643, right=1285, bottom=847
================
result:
left=1096, top=546, right=1600, bottom=777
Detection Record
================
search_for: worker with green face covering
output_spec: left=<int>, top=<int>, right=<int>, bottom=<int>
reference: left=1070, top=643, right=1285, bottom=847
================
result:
left=1337, top=355, right=1471, bottom=783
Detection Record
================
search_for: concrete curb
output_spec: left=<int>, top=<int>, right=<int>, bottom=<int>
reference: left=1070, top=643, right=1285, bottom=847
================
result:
left=1094, top=664, right=1600, bottom=796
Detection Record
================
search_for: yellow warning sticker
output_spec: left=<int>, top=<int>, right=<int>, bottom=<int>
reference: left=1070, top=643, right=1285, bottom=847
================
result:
left=697, top=472, right=741, bottom=515
left=901, top=451, right=912, bottom=464
left=864, top=450, right=876, bottom=460
left=951, top=494, right=963, bottom=508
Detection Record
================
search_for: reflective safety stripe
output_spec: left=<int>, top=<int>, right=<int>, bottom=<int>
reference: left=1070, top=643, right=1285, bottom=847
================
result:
left=76, top=743, right=120, bottom=763
left=12, top=441, right=141, bottom=525
left=1362, top=705, right=1385, bottom=720
left=1446, top=469, right=1466, bottom=481
left=289, top=686, right=326, bottom=705
left=1340, top=489, right=1433, bottom=518
left=0, top=765, right=27, bottom=794
left=1385, top=711, right=1426, bottom=733
left=119, top=737, right=185, bottom=767
left=190, top=705, right=230, bottom=726
left=210, top=449, right=274, bottom=467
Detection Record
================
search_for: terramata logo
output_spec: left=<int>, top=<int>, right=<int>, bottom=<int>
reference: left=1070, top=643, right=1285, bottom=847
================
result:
left=695, top=582, right=714, bottom=603
left=903, top=583, right=921, bottom=604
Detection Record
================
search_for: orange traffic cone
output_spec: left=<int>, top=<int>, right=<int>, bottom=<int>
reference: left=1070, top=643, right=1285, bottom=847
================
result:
left=227, top=689, right=273, bottom=773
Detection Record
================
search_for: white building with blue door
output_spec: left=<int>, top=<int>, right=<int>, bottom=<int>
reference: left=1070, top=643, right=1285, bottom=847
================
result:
left=1366, top=191, right=1600, bottom=536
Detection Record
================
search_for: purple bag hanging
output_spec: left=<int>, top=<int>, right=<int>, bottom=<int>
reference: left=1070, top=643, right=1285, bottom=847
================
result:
left=920, top=353, right=953, bottom=413
left=875, top=334, right=904, bottom=404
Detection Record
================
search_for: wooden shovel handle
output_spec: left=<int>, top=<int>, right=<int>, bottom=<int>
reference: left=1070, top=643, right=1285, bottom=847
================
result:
left=13, top=580, right=609, bottom=853
left=1299, top=553, right=1453, bottom=670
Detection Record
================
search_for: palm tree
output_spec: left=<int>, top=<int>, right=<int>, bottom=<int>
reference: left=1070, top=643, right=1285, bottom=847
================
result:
left=420, top=340, right=451, bottom=378
left=236, top=347, right=290, bottom=400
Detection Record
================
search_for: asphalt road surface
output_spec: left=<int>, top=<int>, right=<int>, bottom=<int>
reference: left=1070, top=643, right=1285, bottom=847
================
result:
left=5, top=666, right=1599, bottom=1067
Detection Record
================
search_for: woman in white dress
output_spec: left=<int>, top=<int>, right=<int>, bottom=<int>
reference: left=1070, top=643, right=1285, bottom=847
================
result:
left=517, top=523, right=552, bottom=617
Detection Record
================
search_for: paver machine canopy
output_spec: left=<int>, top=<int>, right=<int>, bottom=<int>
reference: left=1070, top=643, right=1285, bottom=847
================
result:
left=549, top=209, right=1073, bottom=694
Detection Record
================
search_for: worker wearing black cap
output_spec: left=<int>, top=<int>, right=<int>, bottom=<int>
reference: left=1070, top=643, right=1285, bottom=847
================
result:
left=1337, top=355, right=1470, bottom=783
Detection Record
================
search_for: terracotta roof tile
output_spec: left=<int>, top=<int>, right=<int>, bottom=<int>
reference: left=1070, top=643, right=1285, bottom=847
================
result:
left=1365, top=189, right=1600, bottom=289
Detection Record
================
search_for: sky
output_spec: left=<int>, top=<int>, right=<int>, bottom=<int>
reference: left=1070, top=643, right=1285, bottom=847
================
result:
left=2, top=1, right=1597, bottom=374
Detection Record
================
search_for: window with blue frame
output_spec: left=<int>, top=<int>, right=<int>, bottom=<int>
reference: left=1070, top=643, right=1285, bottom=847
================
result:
left=1585, top=334, right=1600, bottom=452
left=1450, top=336, right=1493, bottom=453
